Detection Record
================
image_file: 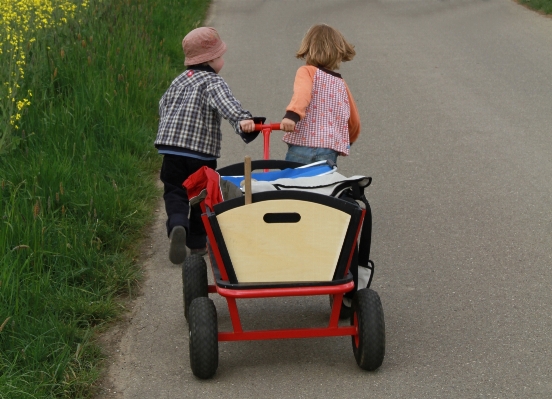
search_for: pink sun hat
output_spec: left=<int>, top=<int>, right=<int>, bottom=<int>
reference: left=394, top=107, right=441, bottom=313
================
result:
left=182, top=27, right=227, bottom=66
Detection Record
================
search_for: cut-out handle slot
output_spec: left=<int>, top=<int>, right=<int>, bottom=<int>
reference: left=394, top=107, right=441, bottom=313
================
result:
left=263, top=212, right=301, bottom=224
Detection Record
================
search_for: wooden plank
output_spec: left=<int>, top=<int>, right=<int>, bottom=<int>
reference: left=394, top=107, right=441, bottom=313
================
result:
left=216, top=199, right=350, bottom=283
left=244, top=155, right=252, bottom=205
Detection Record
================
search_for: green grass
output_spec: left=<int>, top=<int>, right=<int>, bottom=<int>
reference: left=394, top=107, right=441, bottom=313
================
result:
left=518, top=0, right=552, bottom=14
left=0, top=0, right=210, bottom=397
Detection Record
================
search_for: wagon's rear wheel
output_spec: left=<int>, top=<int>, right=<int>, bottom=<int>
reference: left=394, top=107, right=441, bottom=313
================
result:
left=189, top=297, right=218, bottom=379
left=351, top=288, right=385, bottom=371
left=182, top=254, right=208, bottom=321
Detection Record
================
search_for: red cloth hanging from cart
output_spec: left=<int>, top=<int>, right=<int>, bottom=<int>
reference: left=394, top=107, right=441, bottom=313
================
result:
left=183, top=166, right=224, bottom=210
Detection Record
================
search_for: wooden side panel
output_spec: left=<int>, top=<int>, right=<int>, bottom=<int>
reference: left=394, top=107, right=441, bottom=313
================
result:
left=216, top=200, right=350, bottom=283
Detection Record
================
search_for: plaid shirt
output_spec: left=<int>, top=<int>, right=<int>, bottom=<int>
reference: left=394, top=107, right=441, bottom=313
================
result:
left=154, top=65, right=252, bottom=158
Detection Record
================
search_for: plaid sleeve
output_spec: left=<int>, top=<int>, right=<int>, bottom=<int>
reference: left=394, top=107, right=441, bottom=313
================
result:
left=208, top=79, right=252, bottom=134
left=158, top=95, right=166, bottom=120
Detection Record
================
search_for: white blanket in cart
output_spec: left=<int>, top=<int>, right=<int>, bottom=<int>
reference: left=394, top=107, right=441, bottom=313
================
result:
left=247, top=172, right=371, bottom=198
left=221, top=161, right=371, bottom=198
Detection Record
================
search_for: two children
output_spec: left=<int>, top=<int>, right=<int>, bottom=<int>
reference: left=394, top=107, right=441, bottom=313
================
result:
left=154, top=27, right=257, bottom=264
left=281, top=24, right=360, bottom=165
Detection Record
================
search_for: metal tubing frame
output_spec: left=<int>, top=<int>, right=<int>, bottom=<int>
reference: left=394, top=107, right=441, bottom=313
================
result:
left=218, top=325, right=357, bottom=342
left=210, top=282, right=355, bottom=341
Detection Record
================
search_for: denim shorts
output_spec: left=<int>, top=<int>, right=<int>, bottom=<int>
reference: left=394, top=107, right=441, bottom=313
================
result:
left=285, top=145, right=338, bottom=164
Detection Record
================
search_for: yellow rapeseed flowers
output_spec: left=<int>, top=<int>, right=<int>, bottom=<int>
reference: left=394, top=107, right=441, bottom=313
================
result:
left=0, top=0, right=88, bottom=149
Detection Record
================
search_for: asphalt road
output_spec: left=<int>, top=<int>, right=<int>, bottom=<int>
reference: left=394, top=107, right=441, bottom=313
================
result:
left=96, top=0, right=552, bottom=398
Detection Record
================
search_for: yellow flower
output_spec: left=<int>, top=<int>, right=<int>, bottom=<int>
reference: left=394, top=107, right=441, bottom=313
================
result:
left=1, top=0, right=89, bottom=139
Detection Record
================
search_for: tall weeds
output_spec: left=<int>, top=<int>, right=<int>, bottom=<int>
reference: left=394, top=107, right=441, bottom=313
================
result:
left=0, top=0, right=209, bottom=397
left=0, top=0, right=86, bottom=153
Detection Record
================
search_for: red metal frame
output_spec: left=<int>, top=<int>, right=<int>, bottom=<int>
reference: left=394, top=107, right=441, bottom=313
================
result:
left=211, top=277, right=357, bottom=341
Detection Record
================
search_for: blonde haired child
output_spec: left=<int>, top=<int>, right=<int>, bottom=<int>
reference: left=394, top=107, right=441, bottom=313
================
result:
left=280, top=24, right=360, bottom=165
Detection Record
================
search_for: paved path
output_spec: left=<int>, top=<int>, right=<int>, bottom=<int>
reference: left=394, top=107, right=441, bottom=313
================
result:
left=96, top=1, right=552, bottom=397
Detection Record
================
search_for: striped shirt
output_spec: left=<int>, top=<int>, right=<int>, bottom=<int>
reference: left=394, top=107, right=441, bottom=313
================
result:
left=154, top=64, right=253, bottom=158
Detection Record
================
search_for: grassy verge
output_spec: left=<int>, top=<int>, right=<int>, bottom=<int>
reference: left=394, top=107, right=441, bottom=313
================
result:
left=0, top=0, right=209, bottom=397
left=517, top=0, right=552, bottom=14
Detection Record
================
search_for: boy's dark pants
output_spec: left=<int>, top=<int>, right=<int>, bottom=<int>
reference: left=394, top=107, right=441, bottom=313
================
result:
left=160, top=154, right=217, bottom=250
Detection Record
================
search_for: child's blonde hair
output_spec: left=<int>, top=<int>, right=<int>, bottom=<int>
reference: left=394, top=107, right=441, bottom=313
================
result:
left=296, top=24, right=355, bottom=70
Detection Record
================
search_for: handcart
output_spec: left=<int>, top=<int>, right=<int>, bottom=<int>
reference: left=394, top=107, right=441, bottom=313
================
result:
left=181, top=123, right=385, bottom=379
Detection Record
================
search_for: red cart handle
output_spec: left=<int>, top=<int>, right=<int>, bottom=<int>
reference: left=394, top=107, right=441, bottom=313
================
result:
left=254, top=123, right=282, bottom=131
left=252, top=123, right=284, bottom=163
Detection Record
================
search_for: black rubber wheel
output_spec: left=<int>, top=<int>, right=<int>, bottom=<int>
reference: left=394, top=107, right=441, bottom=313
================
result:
left=182, top=254, right=208, bottom=321
left=351, top=288, right=385, bottom=371
left=189, top=297, right=218, bottom=379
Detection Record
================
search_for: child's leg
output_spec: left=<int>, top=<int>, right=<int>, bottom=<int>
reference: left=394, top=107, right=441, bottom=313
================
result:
left=285, top=145, right=318, bottom=164
left=160, top=155, right=216, bottom=263
left=160, top=155, right=191, bottom=237
left=161, top=155, right=190, bottom=264
left=312, top=147, right=338, bottom=163
left=285, top=145, right=338, bottom=164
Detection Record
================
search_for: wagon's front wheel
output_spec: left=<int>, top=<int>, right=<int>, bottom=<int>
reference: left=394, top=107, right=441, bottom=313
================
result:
left=182, top=254, right=208, bottom=321
left=189, top=297, right=218, bottom=379
left=351, top=288, right=385, bottom=371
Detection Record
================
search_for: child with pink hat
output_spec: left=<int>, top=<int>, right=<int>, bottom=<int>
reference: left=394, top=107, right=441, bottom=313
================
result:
left=154, top=26, right=259, bottom=264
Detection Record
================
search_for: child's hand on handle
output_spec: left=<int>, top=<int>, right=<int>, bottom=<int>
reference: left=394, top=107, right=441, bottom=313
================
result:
left=240, top=119, right=256, bottom=133
left=281, top=118, right=296, bottom=133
